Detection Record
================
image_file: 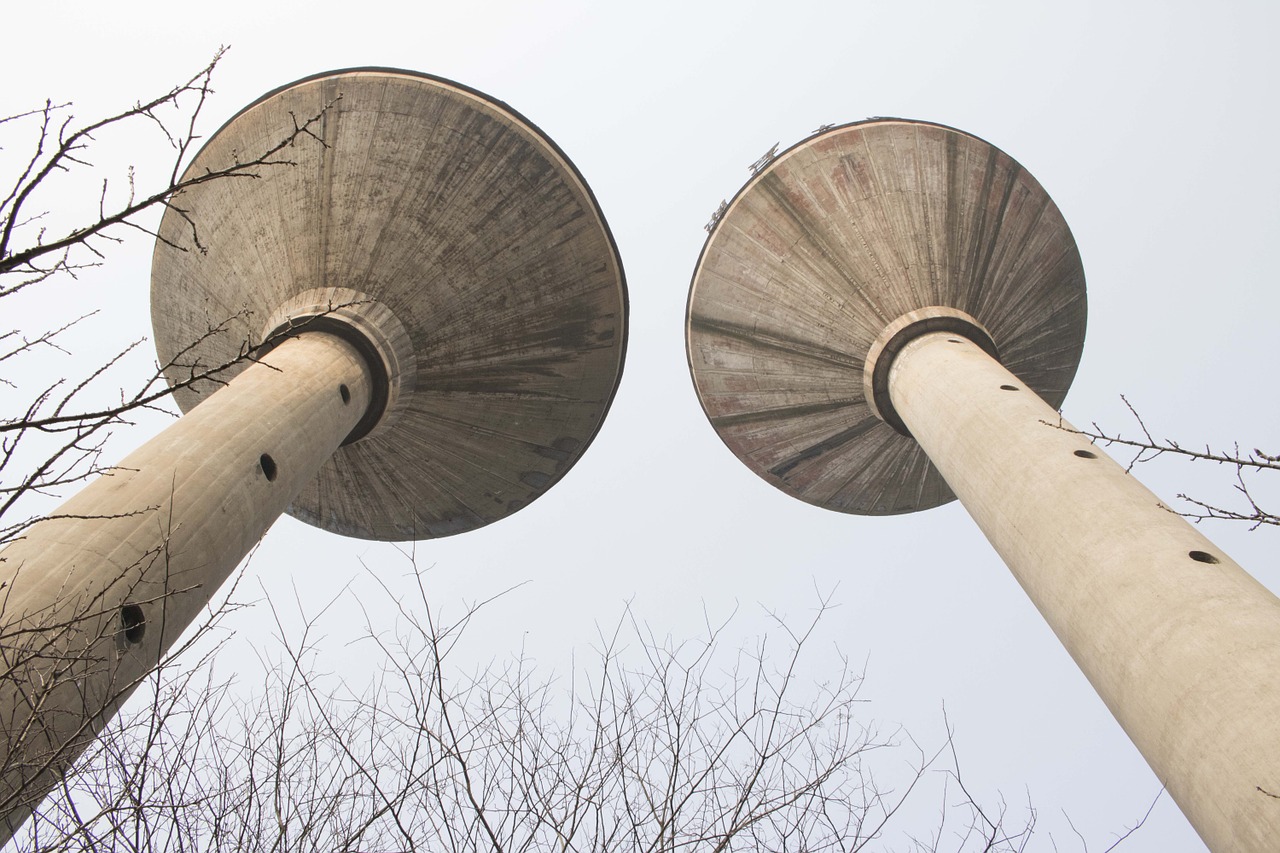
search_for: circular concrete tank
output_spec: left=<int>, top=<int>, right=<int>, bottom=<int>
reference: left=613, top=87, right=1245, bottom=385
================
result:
left=152, top=68, right=628, bottom=540
left=686, top=119, right=1085, bottom=515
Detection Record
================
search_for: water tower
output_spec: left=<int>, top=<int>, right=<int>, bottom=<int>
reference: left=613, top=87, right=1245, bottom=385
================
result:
left=0, top=68, right=627, bottom=840
left=686, top=118, right=1280, bottom=851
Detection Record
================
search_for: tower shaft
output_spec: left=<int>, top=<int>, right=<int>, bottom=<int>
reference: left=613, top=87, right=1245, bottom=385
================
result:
left=0, top=331, right=372, bottom=841
left=890, top=330, right=1280, bottom=852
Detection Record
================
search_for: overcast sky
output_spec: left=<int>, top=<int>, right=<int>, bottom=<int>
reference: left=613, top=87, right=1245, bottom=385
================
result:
left=4, top=1, right=1280, bottom=849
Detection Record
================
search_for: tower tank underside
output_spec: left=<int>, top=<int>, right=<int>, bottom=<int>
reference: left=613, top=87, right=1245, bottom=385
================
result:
left=686, top=119, right=1086, bottom=515
left=152, top=70, right=628, bottom=540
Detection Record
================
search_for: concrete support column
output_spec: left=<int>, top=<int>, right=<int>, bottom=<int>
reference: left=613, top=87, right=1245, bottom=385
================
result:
left=888, top=330, right=1280, bottom=852
left=0, top=331, right=372, bottom=839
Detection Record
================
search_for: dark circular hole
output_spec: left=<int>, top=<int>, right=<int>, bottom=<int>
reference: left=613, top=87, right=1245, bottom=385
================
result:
left=1000, top=384, right=1018, bottom=391
left=260, top=453, right=278, bottom=482
left=1074, top=449, right=1098, bottom=459
left=339, top=384, right=351, bottom=405
left=1189, top=550, right=1220, bottom=564
left=120, top=604, right=146, bottom=645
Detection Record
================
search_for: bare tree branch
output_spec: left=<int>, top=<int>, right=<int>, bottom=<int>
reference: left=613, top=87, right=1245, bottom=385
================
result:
left=1047, top=396, right=1278, bottom=530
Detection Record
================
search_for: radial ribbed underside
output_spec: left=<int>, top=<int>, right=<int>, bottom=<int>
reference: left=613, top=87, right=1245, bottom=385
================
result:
left=686, top=120, right=1085, bottom=515
left=152, top=70, right=626, bottom=540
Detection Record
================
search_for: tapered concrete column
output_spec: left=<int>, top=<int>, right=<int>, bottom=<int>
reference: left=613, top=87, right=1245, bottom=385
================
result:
left=0, top=331, right=372, bottom=839
left=888, top=330, right=1280, bottom=852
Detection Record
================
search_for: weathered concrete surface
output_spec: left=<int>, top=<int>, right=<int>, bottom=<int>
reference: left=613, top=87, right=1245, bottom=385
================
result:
left=686, top=119, right=1084, bottom=515
left=0, top=333, right=371, bottom=840
left=890, top=331, right=1280, bottom=853
left=152, top=70, right=628, bottom=540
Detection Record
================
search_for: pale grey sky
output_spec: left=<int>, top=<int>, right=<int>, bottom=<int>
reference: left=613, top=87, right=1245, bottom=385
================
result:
left=4, top=1, right=1279, bottom=849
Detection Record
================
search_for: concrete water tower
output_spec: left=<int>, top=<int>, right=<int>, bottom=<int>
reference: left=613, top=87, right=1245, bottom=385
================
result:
left=685, top=118, right=1280, bottom=852
left=0, top=68, right=627, bottom=839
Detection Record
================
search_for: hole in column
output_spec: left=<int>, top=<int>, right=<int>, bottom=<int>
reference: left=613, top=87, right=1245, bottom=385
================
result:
left=339, top=384, right=351, bottom=405
left=260, top=454, right=278, bottom=481
left=1074, top=449, right=1098, bottom=459
left=1000, top=384, right=1018, bottom=391
left=1189, top=550, right=1220, bottom=564
left=947, top=338, right=963, bottom=343
left=120, top=604, right=146, bottom=644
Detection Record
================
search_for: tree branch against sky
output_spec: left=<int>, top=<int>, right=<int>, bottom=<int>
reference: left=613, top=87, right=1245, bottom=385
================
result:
left=0, top=52, right=337, bottom=842
left=1066, top=396, right=1279, bottom=531
left=0, top=48, right=330, bottom=548
left=9, top=559, right=1048, bottom=853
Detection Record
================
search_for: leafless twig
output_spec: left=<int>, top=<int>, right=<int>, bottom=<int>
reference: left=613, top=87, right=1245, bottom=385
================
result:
left=1047, top=396, right=1278, bottom=530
